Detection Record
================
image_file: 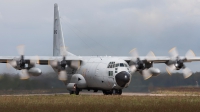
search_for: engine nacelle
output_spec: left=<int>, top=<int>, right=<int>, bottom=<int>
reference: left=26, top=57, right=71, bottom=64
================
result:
left=9, top=59, right=24, bottom=70
left=166, top=59, right=184, bottom=70
left=70, top=74, right=87, bottom=88
left=148, top=67, right=160, bottom=76
left=28, top=67, right=42, bottom=76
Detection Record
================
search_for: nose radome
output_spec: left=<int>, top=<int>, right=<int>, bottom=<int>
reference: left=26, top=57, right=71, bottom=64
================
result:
left=115, top=71, right=130, bottom=87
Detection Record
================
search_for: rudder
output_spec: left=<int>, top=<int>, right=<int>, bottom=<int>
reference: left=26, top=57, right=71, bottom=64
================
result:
left=53, top=3, right=66, bottom=56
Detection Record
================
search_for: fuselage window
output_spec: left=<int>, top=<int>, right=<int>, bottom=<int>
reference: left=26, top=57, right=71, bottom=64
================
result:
left=108, top=62, right=116, bottom=68
left=120, top=63, right=124, bottom=67
left=108, top=71, right=113, bottom=76
left=112, top=65, right=115, bottom=68
left=115, top=68, right=118, bottom=73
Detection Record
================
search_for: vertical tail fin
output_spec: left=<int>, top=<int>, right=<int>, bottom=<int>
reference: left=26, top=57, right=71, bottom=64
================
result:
left=53, top=3, right=66, bottom=56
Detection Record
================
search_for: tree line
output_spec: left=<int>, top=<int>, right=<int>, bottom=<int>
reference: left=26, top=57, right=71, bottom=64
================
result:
left=0, top=72, right=200, bottom=92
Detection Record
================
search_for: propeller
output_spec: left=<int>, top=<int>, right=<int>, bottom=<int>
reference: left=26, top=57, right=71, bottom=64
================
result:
left=6, top=45, right=29, bottom=80
left=50, top=46, right=68, bottom=81
left=166, top=47, right=195, bottom=78
left=17, top=45, right=31, bottom=80
left=129, top=48, right=155, bottom=80
left=6, top=45, right=38, bottom=80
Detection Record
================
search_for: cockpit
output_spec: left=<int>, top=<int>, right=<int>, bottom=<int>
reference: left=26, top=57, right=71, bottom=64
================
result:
left=107, top=62, right=129, bottom=68
left=107, top=61, right=131, bottom=88
left=107, top=62, right=130, bottom=74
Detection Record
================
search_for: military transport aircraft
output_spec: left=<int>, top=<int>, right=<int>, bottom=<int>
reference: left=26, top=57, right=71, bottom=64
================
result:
left=1, top=3, right=200, bottom=95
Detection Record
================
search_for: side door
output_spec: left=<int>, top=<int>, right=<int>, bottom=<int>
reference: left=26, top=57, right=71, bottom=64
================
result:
left=106, top=62, right=115, bottom=89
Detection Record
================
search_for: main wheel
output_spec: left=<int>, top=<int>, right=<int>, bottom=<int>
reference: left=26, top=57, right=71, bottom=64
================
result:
left=118, top=89, right=122, bottom=95
left=107, top=90, right=113, bottom=95
left=114, top=89, right=122, bottom=95
left=103, top=90, right=108, bottom=95
left=70, top=91, right=74, bottom=95
left=102, top=90, right=113, bottom=95
left=75, top=88, right=80, bottom=95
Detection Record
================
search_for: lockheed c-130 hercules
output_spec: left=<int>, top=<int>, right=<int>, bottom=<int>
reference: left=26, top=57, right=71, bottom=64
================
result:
left=1, top=3, right=200, bottom=95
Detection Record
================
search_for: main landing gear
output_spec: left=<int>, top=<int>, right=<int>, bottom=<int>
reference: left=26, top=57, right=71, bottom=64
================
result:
left=102, top=89, right=122, bottom=95
left=69, top=87, right=80, bottom=95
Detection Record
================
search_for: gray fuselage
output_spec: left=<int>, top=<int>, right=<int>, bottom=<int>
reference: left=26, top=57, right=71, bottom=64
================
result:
left=67, top=57, right=131, bottom=90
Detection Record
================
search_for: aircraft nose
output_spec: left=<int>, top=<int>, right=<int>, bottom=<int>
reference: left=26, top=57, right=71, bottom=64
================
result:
left=115, top=71, right=130, bottom=87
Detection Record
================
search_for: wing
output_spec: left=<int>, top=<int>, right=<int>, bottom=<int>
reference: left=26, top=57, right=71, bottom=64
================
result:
left=0, top=56, right=82, bottom=65
left=117, top=56, right=200, bottom=63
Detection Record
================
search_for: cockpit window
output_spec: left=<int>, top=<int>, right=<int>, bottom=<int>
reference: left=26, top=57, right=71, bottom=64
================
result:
left=124, top=63, right=128, bottom=67
left=115, top=63, right=119, bottom=67
left=120, top=63, right=124, bottom=67
left=107, top=61, right=116, bottom=68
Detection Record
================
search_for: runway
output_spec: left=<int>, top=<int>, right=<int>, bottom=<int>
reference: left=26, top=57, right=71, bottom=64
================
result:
left=1, top=92, right=199, bottom=96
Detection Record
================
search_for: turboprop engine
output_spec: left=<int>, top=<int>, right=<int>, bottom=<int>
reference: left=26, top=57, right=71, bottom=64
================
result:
left=129, top=48, right=160, bottom=80
left=8, top=45, right=42, bottom=79
left=50, top=46, right=81, bottom=81
left=166, top=47, right=195, bottom=79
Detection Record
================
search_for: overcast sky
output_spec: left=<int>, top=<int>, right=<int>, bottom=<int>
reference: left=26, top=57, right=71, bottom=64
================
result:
left=1, top=0, right=200, bottom=73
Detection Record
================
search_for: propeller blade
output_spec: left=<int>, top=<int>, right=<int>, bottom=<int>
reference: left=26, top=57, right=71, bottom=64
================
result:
left=58, top=70, right=67, bottom=81
left=6, top=60, right=13, bottom=69
left=146, top=51, right=156, bottom=61
left=71, top=60, right=80, bottom=69
left=185, top=50, right=196, bottom=58
left=147, top=51, right=155, bottom=57
left=60, top=46, right=67, bottom=57
left=50, top=60, right=58, bottom=67
left=30, top=55, right=40, bottom=65
left=17, top=45, right=25, bottom=55
left=129, top=48, right=139, bottom=61
left=142, top=69, right=152, bottom=80
left=20, top=69, right=29, bottom=80
left=6, top=63, right=11, bottom=69
left=9, top=60, right=17, bottom=67
left=182, top=67, right=192, bottom=79
left=166, top=65, right=176, bottom=75
left=130, top=65, right=137, bottom=73
left=169, top=47, right=178, bottom=58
